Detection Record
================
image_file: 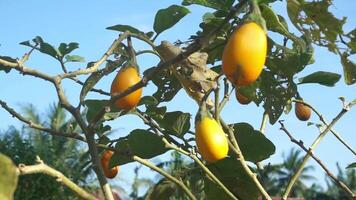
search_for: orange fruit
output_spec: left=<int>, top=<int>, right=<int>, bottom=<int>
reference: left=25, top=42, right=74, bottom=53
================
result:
left=236, top=90, right=251, bottom=105
left=195, top=117, right=228, bottom=162
left=295, top=102, right=311, bottom=121
left=110, top=67, right=142, bottom=110
left=222, top=22, right=267, bottom=86
left=100, top=150, right=119, bottom=179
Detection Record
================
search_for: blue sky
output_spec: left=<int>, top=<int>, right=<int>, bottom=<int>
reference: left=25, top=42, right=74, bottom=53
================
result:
left=0, top=0, right=355, bottom=195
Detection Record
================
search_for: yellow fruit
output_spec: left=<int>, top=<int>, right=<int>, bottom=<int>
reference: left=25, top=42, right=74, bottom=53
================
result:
left=195, top=117, right=228, bottom=162
left=110, top=67, right=142, bottom=110
left=295, top=102, right=311, bottom=121
left=222, top=22, right=267, bottom=86
left=236, top=90, right=251, bottom=105
left=100, top=150, right=119, bottom=179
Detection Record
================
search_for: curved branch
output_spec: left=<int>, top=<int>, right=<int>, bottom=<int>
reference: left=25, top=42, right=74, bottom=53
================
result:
left=18, top=156, right=97, bottom=200
left=279, top=121, right=355, bottom=199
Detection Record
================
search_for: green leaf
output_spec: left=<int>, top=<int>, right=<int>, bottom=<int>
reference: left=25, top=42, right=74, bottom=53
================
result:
left=64, top=55, right=85, bottom=63
left=182, top=0, right=234, bottom=10
left=340, top=52, right=356, bottom=85
left=84, top=99, right=122, bottom=122
left=110, top=129, right=168, bottom=166
left=298, top=71, right=341, bottom=87
left=144, top=179, right=176, bottom=200
left=138, top=96, right=159, bottom=107
left=0, top=56, right=15, bottom=73
left=346, top=162, right=356, bottom=169
left=207, top=157, right=259, bottom=199
left=231, top=123, right=275, bottom=162
left=128, top=129, right=168, bottom=158
left=39, top=42, right=59, bottom=59
left=159, top=111, right=191, bottom=137
left=107, top=24, right=145, bottom=35
left=146, top=106, right=167, bottom=122
left=287, top=0, right=346, bottom=52
left=0, top=153, right=18, bottom=200
left=153, top=5, right=190, bottom=35
left=58, top=42, right=79, bottom=56
left=204, top=176, right=231, bottom=200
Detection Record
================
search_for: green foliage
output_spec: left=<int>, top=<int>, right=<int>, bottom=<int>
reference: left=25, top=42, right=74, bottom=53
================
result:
left=110, top=129, right=168, bottom=166
left=231, top=123, right=276, bottom=163
left=154, top=5, right=190, bottom=36
left=158, top=111, right=191, bottom=137
left=298, top=71, right=341, bottom=87
left=20, top=36, right=84, bottom=63
left=0, top=56, right=15, bottom=73
left=0, top=153, right=18, bottom=200
left=84, top=99, right=123, bottom=122
left=0, top=104, right=93, bottom=200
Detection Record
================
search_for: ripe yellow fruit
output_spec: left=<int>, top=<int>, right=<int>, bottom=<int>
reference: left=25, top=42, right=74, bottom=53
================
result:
left=222, top=22, right=267, bottom=86
left=295, top=102, right=311, bottom=121
left=110, top=67, right=142, bottom=110
left=101, top=150, right=119, bottom=179
left=195, top=117, right=228, bottom=162
left=235, top=90, right=251, bottom=105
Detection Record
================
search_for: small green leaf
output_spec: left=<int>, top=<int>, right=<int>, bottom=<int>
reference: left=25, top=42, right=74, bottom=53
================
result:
left=159, top=111, right=191, bottom=137
left=107, top=24, right=144, bottom=35
left=0, top=56, right=15, bottom=73
left=154, top=5, right=190, bottom=35
left=84, top=99, right=122, bottom=122
left=39, top=42, right=59, bottom=59
left=128, top=129, right=167, bottom=158
left=340, top=52, right=356, bottom=85
left=110, top=129, right=168, bottom=167
left=298, top=71, right=341, bottom=87
left=0, top=153, right=18, bottom=200
left=346, top=162, right=356, bottom=169
left=232, top=123, right=276, bottom=162
left=58, top=42, right=79, bottom=56
left=64, top=55, right=85, bottom=63
left=182, top=0, right=234, bottom=10
left=138, top=96, right=159, bottom=107
left=146, top=106, right=167, bottom=122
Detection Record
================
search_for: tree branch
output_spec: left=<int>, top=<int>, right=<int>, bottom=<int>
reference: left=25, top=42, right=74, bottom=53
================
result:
left=0, top=100, right=85, bottom=141
left=18, top=156, right=97, bottom=200
left=282, top=100, right=353, bottom=200
left=293, top=99, right=355, bottom=156
left=279, top=121, right=356, bottom=199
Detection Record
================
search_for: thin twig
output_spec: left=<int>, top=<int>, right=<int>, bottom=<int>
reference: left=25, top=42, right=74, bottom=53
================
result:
left=0, top=100, right=85, bottom=141
left=133, top=156, right=197, bottom=200
left=282, top=100, right=353, bottom=200
left=18, top=156, right=97, bottom=200
left=293, top=99, right=355, bottom=155
left=279, top=121, right=356, bottom=199
left=256, top=112, right=269, bottom=170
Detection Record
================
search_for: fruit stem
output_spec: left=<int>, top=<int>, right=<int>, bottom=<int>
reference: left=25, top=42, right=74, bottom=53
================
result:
left=127, top=36, right=139, bottom=72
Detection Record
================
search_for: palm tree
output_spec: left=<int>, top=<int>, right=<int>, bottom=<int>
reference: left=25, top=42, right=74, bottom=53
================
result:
left=0, top=103, right=93, bottom=199
left=276, top=148, right=316, bottom=197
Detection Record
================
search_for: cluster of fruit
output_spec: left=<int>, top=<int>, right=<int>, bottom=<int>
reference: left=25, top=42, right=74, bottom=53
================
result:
left=100, top=21, right=312, bottom=178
